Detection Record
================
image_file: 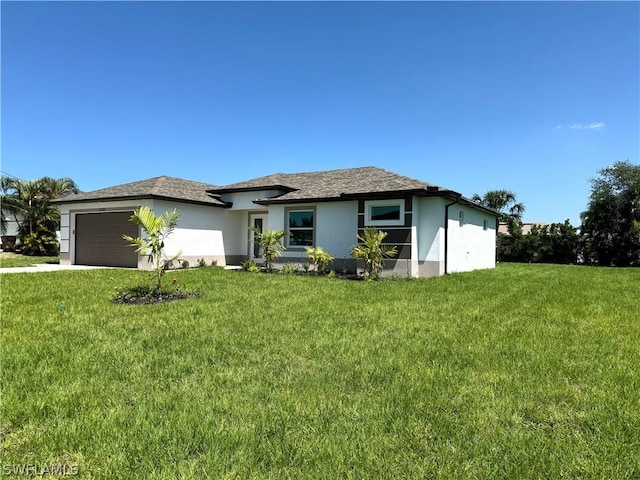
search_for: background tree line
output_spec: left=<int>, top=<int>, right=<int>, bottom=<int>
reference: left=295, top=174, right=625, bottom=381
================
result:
left=475, top=160, right=640, bottom=267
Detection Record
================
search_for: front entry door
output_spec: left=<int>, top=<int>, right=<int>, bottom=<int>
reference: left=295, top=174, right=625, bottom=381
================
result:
left=249, top=214, right=267, bottom=259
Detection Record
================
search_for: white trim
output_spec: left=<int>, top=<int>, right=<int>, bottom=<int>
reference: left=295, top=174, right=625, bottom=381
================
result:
left=364, top=199, right=405, bottom=226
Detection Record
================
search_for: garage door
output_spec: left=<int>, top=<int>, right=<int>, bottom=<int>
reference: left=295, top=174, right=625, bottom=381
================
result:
left=75, top=212, right=139, bottom=267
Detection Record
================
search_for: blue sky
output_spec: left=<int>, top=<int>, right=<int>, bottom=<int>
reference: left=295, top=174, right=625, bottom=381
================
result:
left=2, top=1, right=638, bottom=225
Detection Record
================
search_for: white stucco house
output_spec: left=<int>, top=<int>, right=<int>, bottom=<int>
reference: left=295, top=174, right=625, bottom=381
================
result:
left=53, top=166, right=497, bottom=277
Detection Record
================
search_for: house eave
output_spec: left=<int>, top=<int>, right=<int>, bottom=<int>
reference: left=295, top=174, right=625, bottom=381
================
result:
left=253, top=188, right=497, bottom=216
left=52, top=194, right=232, bottom=208
left=207, top=185, right=297, bottom=195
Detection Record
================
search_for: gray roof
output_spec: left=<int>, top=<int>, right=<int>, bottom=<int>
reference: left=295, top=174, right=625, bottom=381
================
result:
left=53, top=176, right=228, bottom=207
left=210, top=166, right=450, bottom=203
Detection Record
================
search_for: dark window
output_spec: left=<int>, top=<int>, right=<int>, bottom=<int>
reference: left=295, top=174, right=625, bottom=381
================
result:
left=288, top=210, right=314, bottom=247
left=370, top=205, right=401, bottom=221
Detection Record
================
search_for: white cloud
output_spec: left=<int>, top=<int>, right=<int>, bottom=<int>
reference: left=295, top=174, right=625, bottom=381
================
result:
left=568, top=122, right=606, bottom=130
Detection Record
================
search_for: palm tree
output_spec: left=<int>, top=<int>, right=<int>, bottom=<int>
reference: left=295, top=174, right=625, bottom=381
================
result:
left=123, top=206, right=181, bottom=293
left=471, top=190, right=525, bottom=229
left=351, top=228, right=398, bottom=280
left=249, top=228, right=286, bottom=272
left=0, top=176, right=79, bottom=254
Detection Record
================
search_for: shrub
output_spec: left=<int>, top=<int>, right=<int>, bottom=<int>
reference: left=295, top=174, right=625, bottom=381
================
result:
left=280, top=263, right=299, bottom=275
left=19, top=229, right=59, bottom=256
left=241, top=259, right=259, bottom=273
left=305, top=246, right=334, bottom=274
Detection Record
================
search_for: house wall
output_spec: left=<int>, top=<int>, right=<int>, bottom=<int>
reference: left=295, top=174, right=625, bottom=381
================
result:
left=152, top=200, right=243, bottom=267
left=1, top=217, right=20, bottom=237
left=416, top=196, right=446, bottom=277
left=446, top=203, right=496, bottom=273
left=58, top=199, right=151, bottom=266
left=59, top=199, right=243, bottom=269
left=220, top=190, right=284, bottom=210
left=264, top=201, right=359, bottom=270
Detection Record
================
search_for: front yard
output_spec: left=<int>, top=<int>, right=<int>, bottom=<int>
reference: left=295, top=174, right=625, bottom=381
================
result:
left=1, top=264, right=638, bottom=478
left=0, top=252, right=59, bottom=268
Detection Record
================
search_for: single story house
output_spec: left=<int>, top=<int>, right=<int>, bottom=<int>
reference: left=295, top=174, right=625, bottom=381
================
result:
left=53, top=166, right=497, bottom=277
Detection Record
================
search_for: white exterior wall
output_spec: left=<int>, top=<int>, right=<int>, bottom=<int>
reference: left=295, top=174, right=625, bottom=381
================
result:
left=1, top=217, right=20, bottom=237
left=314, top=201, right=358, bottom=259
left=221, top=190, right=283, bottom=211
left=417, top=197, right=445, bottom=262
left=446, top=203, right=496, bottom=273
left=152, top=200, right=243, bottom=266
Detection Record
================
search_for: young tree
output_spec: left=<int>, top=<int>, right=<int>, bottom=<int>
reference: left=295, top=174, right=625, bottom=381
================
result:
left=351, top=228, right=398, bottom=280
left=250, top=228, right=286, bottom=272
left=123, top=206, right=181, bottom=293
left=581, top=161, right=640, bottom=266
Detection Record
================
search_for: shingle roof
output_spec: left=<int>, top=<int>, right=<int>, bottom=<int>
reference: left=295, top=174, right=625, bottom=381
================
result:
left=210, top=166, right=449, bottom=203
left=53, top=176, right=227, bottom=207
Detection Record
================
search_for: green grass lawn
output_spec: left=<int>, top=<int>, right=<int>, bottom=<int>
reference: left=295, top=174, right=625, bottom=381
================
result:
left=0, top=252, right=59, bottom=268
left=1, top=264, right=638, bottom=479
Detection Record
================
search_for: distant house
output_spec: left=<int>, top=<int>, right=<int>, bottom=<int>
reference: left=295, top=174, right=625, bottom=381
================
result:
left=498, top=222, right=548, bottom=235
left=53, top=166, right=498, bottom=277
left=1, top=213, right=21, bottom=251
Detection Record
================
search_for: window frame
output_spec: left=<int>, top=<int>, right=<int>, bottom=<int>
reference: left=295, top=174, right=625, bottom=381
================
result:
left=285, top=207, right=316, bottom=250
left=364, top=199, right=405, bottom=227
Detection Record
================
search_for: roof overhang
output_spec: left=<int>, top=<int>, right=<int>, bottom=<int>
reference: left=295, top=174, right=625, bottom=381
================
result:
left=206, top=185, right=297, bottom=195
left=52, top=194, right=232, bottom=208
left=253, top=188, right=499, bottom=216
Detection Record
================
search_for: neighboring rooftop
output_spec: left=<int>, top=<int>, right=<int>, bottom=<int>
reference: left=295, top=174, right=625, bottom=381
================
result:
left=210, top=166, right=450, bottom=203
left=53, top=176, right=227, bottom=207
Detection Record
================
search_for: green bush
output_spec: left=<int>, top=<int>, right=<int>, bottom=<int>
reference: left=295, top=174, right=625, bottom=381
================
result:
left=280, top=263, right=299, bottom=275
left=241, top=259, right=260, bottom=273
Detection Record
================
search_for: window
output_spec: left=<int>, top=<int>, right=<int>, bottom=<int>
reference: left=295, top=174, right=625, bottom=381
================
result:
left=287, top=209, right=314, bottom=247
left=459, top=210, right=465, bottom=226
left=483, top=219, right=488, bottom=230
left=365, top=200, right=405, bottom=226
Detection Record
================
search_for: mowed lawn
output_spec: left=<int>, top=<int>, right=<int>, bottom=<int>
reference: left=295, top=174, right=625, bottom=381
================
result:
left=1, top=264, right=638, bottom=479
left=0, top=253, right=59, bottom=268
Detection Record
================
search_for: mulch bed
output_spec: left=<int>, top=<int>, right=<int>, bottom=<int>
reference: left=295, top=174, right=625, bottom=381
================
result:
left=111, top=290, right=200, bottom=305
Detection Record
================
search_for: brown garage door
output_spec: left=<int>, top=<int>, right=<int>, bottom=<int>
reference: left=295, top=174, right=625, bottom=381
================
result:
left=75, top=212, right=139, bottom=267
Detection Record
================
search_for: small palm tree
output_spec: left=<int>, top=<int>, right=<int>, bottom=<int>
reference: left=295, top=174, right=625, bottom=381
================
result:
left=249, top=228, right=286, bottom=272
left=123, top=206, right=181, bottom=293
left=305, top=246, right=334, bottom=274
left=351, top=228, right=398, bottom=280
